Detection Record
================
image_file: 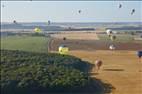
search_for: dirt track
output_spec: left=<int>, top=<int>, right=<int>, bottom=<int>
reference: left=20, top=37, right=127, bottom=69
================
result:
left=69, top=50, right=142, bottom=94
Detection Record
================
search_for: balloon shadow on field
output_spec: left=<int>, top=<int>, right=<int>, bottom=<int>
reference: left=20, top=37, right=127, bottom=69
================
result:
left=103, top=69, right=124, bottom=71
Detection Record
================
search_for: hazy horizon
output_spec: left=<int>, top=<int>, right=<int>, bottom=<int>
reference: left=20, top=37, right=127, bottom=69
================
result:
left=1, top=21, right=142, bottom=23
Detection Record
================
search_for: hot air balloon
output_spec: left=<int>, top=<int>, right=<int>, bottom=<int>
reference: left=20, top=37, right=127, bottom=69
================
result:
left=111, top=35, right=116, bottom=41
left=78, top=10, right=81, bottom=14
left=137, top=51, right=142, bottom=58
left=95, top=60, right=103, bottom=73
left=58, top=45, right=69, bottom=55
left=109, top=44, right=116, bottom=50
left=106, top=29, right=113, bottom=37
left=119, top=4, right=122, bottom=8
left=63, top=37, right=66, bottom=41
left=137, top=51, right=142, bottom=63
left=34, top=27, right=41, bottom=33
left=131, top=9, right=135, bottom=15
left=13, top=20, right=17, bottom=24
left=48, top=20, right=51, bottom=25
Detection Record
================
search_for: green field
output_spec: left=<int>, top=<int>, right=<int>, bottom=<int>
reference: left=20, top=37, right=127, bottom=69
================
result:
left=97, top=34, right=135, bottom=43
left=1, top=35, right=49, bottom=53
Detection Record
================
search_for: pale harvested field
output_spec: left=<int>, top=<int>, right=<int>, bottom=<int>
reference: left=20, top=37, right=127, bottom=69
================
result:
left=50, top=32, right=99, bottom=40
left=69, top=50, right=142, bottom=94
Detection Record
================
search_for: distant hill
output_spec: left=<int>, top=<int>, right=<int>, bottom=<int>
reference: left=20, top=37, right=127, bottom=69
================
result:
left=1, top=22, right=141, bottom=31
left=1, top=23, right=95, bottom=31
left=1, top=24, right=65, bottom=31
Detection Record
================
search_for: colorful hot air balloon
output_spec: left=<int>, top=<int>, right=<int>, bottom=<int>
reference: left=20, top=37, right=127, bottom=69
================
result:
left=137, top=51, right=142, bottom=63
left=34, top=27, right=41, bottom=33
left=58, top=45, right=69, bottom=55
left=137, top=51, right=142, bottom=59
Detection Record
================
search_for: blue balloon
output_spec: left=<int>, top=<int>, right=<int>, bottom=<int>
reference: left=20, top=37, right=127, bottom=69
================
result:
left=137, top=51, right=142, bottom=58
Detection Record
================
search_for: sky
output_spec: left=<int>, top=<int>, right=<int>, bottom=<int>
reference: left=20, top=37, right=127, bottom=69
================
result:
left=1, top=1, right=142, bottom=22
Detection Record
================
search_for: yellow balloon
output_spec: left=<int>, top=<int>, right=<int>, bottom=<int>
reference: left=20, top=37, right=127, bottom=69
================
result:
left=34, top=27, right=41, bottom=33
left=58, top=46, right=69, bottom=55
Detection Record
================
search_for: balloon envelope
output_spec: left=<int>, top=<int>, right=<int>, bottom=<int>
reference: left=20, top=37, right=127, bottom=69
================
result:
left=48, top=20, right=51, bottom=25
left=119, top=4, right=122, bottom=8
left=13, top=20, right=17, bottom=24
left=106, top=29, right=112, bottom=35
left=137, top=51, right=142, bottom=58
left=111, top=35, right=116, bottom=41
left=58, top=46, right=69, bottom=55
left=131, top=9, right=135, bottom=15
left=109, top=45, right=115, bottom=50
left=78, top=10, right=81, bottom=13
left=34, top=27, right=41, bottom=33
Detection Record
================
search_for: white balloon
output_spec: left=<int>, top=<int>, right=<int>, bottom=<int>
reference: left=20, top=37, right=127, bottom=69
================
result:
left=109, top=45, right=115, bottom=50
left=106, top=29, right=112, bottom=35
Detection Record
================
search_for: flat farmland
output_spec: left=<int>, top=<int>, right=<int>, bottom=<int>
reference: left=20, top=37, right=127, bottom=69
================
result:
left=1, top=35, right=49, bottom=53
left=69, top=50, right=142, bottom=94
left=49, top=32, right=142, bottom=94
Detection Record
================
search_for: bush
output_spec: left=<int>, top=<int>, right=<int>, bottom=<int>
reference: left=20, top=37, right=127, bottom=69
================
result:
left=1, top=50, right=89, bottom=94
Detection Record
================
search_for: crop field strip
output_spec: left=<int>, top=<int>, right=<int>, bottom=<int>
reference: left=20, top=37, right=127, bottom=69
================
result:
left=1, top=35, right=49, bottom=53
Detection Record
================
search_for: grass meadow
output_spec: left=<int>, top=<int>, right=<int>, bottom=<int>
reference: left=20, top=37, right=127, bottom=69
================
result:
left=97, top=34, right=136, bottom=43
left=1, top=35, right=49, bottom=53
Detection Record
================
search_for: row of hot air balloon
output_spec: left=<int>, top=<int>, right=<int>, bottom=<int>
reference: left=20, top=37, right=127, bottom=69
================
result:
left=106, top=29, right=116, bottom=50
left=118, top=4, right=135, bottom=15
left=106, top=29, right=117, bottom=41
left=106, top=29, right=142, bottom=63
left=78, top=4, right=136, bottom=15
